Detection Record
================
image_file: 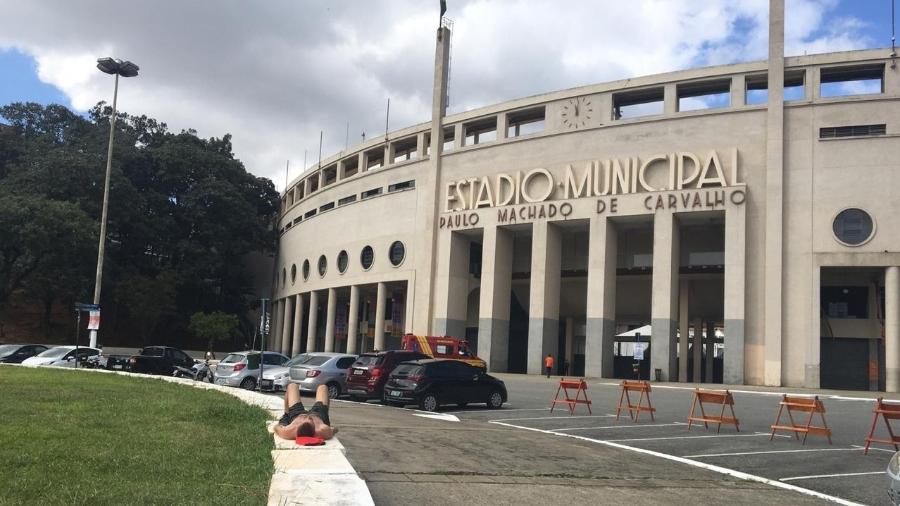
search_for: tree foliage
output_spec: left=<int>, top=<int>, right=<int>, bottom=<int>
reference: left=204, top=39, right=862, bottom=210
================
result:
left=188, top=311, right=240, bottom=351
left=0, top=102, right=279, bottom=346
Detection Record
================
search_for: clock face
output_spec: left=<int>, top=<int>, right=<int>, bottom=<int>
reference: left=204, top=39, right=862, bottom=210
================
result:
left=561, top=96, right=592, bottom=129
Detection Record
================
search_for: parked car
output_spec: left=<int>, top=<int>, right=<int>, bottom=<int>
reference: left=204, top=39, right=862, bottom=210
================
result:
left=214, top=351, right=289, bottom=390
left=22, top=346, right=101, bottom=367
left=345, top=350, right=429, bottom=402
left=288, top=352, right=357, bottom=398
left=127, top=346, right=196, bottom=375
left=888, top=450, right=900, bottom=505
left=382, top=359, right=507, bottom=412
left=260, top=353, right=311, bottom=392
left=0, top=344, right=49, bottom=364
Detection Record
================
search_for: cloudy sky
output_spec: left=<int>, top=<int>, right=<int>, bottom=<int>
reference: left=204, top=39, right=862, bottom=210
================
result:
left=0, top=0, right=893, bottom=190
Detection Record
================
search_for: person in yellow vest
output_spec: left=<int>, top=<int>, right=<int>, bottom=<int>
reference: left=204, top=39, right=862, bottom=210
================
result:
left=544, top=354, right=554, bottom=378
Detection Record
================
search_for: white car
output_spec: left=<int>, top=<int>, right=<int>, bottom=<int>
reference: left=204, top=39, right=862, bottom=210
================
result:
left=22, top=346, right=101, bottom=367
left=261, top=353, right=312, bottom=392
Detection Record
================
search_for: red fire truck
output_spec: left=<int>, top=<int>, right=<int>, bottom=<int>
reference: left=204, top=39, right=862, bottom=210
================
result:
left=400, top=334, right=487, bottom=370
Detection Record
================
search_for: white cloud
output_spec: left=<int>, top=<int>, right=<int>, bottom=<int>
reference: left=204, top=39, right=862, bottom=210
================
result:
left=0, top=0, right=871, bottom=190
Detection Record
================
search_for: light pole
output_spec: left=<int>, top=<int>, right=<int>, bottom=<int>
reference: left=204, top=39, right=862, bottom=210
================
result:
left=88, top=57, right=139, bottom=349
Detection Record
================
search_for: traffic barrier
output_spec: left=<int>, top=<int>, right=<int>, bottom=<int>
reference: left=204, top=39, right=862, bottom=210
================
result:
left=769, top=395, right=832, bottom=445
left=862, top=397, right=900, bottom=454
left=686, top=388, right=739, bottom=433
left=550, top=378, right=592, bottom=415
left=614, top=380, right=655, bottom=422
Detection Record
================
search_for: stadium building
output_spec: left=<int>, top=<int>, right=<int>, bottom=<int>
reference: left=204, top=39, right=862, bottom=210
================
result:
left=269, top=0, right=900, bottom=391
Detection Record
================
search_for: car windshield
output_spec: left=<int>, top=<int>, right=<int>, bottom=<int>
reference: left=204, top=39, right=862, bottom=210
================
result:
left=302, top=356, right=331, bottom=367
left=354, top=355, right=382, bottom=366
left=37, top=347, right=71, bottom=358
left=141, top=347, right=165, bottom=357
left=0, top=345, right=19, bottom=357
left=392, top=364, right=424, bottom=377
left=220, top=354, right=245, bottom=364
left=285, top=354, right=312, bottom=366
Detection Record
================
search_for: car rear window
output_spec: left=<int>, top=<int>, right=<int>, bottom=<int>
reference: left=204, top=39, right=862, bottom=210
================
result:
left=0, top=345, right=18, bottom=357
left=354, top=355, right=383, bottom=366
left=220, top=354, right=245, bottom=364
left=303, top=356, right=331, bottom=366
left=392, top=365, right=424, bottom=377
left=285, top=354, right=311, bottom=366
left=141, top=347, right=165, bottom=357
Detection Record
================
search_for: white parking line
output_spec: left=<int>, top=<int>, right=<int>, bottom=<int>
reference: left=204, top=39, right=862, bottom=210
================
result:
left=488, top=420, right=864, bottom=506
left=780, top=471, right=884, bottom=482
left=851, top=444, right=896, bottom=453
left=445, top=408, right=550, bottom=414
left=684, top=448, right=860, bottom=458
left=554, top=422, right=686, bottom=432
left=605, top=432, right=790, bottom=442
left=489, top=414, right=616, bottom=422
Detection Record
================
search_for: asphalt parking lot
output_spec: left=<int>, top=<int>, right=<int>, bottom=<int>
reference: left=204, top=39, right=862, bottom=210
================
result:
left=324, top=374, right=897, bottom=506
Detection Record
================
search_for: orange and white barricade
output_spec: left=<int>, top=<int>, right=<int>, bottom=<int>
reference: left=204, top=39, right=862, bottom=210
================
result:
left=687, top=388, right=739, bottom=433
left=862, top=397, right=900, bottom=454
left=615, top=380, right=655, bottom=422
left=769, top=395, right=832, bottom=445
left=550, top=378, right=592, bottom=415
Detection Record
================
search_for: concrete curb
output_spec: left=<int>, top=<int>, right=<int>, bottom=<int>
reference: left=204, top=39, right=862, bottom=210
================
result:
left=3, top=364, right=374, bottom=506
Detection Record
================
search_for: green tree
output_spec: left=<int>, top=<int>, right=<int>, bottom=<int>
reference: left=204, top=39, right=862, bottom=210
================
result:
left=188, top=311, right=239, bottom=352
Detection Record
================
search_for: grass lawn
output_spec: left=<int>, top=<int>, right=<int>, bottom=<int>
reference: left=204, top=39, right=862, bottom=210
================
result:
left=0, top=367, right=273, bottom=505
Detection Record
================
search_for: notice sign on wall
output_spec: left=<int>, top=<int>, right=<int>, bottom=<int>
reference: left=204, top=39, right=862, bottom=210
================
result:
left=87, top=310, right=101, bottom=331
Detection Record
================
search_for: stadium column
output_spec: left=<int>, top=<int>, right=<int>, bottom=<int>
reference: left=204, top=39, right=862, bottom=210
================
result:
left=478, top=224, right=513, bottom=372
left=585, top=215, right=617, bottom=378
left=724, top=201, right=747, bottom=384
left=434, top=231, right=470, bottom=338
left=281, top=295, right=294, bottom=355
left=886, top=266, right=900, bottom=392
left=347, top=285, right=360, bottom=355
left=374, top=282, right=387, bottom=351
left=678, top=280, right=689, bottom=382
left=271, top=300, right=282, bottom=351
left=307, top=290, right=319, bottom=353
left=324, top=287, right=337, bottom=352
left=651, top=211, right=679, bottom=382
left=291, top=294, right=304, bottom=356
left=527, top=221, right=561, bottom=375
left=705, top=320, right=715, bottom=381
left=692, top=318, right=703, bottom=382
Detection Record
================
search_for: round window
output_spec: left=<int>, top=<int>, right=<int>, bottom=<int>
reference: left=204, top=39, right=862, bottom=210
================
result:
left=302, top=259, right=310, bottom=281
left=318, top=255, right=327, bottom=276
left=360, top=246, right=374, bottom=270
left=290, top=264, right=297, bottom=285
left=337, top=250, right=349, bottom=274
left=389, top=241, right=405, bottom=267
left=833, top=208, right=875, bottom=246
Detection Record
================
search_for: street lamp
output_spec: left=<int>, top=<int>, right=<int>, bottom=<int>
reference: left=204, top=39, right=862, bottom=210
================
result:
left=88, top=57, right=139, bottom=349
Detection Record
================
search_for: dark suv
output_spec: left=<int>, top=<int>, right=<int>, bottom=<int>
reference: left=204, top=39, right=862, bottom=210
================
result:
left=383, top=359, right=507, bottom=412
left=345, top=350, right=428, bottom=402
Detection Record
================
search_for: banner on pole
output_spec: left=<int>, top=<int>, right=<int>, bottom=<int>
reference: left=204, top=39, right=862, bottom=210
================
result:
left=87, top=310, right=101, bottom=331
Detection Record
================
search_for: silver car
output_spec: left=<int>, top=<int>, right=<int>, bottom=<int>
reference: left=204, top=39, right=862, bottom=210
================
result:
left=214, top=351, right=288, bottom=390
left=260, top=353, right=312, bottom=392
left=288, top=352, right=357, bottom=398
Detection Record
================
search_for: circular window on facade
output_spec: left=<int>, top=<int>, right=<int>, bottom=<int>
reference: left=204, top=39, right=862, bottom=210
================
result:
left=290, top=264, right=297, bottom=285
left=389, top=241, right=405, bottom=267
left=833, top=208, right=875, bottom=246
left=302, top=259, right=310, bottom=281
left=337, top=250, right=349, bottom=274
left=360, top=245, right=374, bottom=270
left=318, top=255, right=327, bottom=277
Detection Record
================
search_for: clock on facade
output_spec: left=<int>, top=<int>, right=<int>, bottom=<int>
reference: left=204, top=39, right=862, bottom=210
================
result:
left=561, top=96, right=592, bottom=129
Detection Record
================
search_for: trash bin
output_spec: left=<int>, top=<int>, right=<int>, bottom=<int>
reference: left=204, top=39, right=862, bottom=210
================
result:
left=654, top=368, right=662, bottom=382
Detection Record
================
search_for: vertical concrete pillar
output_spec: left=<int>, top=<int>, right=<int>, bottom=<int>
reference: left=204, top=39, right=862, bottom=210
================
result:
left=724, top=203, right=747, bottom=385
left=324, top=287, right=337, bottom=352
left=527, top=222, right=562, bottom=375
left=374, top=282, right=387, bottom=351
left=651, top=212, right=679, bottom=382
left=496, top=112, right=508, bottom=141
left=478, top=225, right=513, bottom=372
left=886, top=266, right=900, bottom=392
left=281, top=296, right=294, bottom=355
left=764, top=0, right=785, bottom=387
left=292, top=294, right=304, bottom=356
left=693, top=318, right=703, bottom=383
left=565, top=317, right=575, bottom=375
left=434, top=231, right=470, bottom=337
left=358, top=152, right=367, bottom=173
left=271, top=300, right=282, bottom=351
left=705, top=320, right=715, bottom=382
left=347, top=285, right=360, bottom=355
left=806, top=265, right=821, bottom=388
left=807, top=67, right=820, bottom=101
left=307, top=291, right=319, bottom=352
left=678, top=280, right=690, bottom=382
left=586, top=215, right=617, bottom=378
left=731, top=75, right=746, bottom=107
left=454, top=123, right=464, bottom=149
left=416, top=132, right=427, bottom=158
left=664, top=83, right=678, bottom=114
left=384, top=143, right=394, bottom=167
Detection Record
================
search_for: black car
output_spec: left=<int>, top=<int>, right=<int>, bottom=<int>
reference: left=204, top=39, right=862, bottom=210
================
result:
left=345, top=350, right=429, bottom=401
left=126, top=346, right=196, bottom=375
left=0, top=344, right=49, bottom=364
left=383, top=359, right=507, bottom=412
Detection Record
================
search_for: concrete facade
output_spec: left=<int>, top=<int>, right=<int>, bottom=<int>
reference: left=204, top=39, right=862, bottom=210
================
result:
left=271, top=7, right=900, bottom=390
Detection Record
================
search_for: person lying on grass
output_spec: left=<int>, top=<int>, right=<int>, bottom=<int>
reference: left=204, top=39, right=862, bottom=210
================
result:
left=274, top=383, right=337, bottom=440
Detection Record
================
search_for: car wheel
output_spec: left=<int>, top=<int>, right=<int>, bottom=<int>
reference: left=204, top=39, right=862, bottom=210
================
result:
left=419, top=393, right=439, bottom=412
left=487, top=390, right=503, bottom=409
left=239, top=377, right=256, bottom=390
left=326, top=382, right=340, bottom=399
